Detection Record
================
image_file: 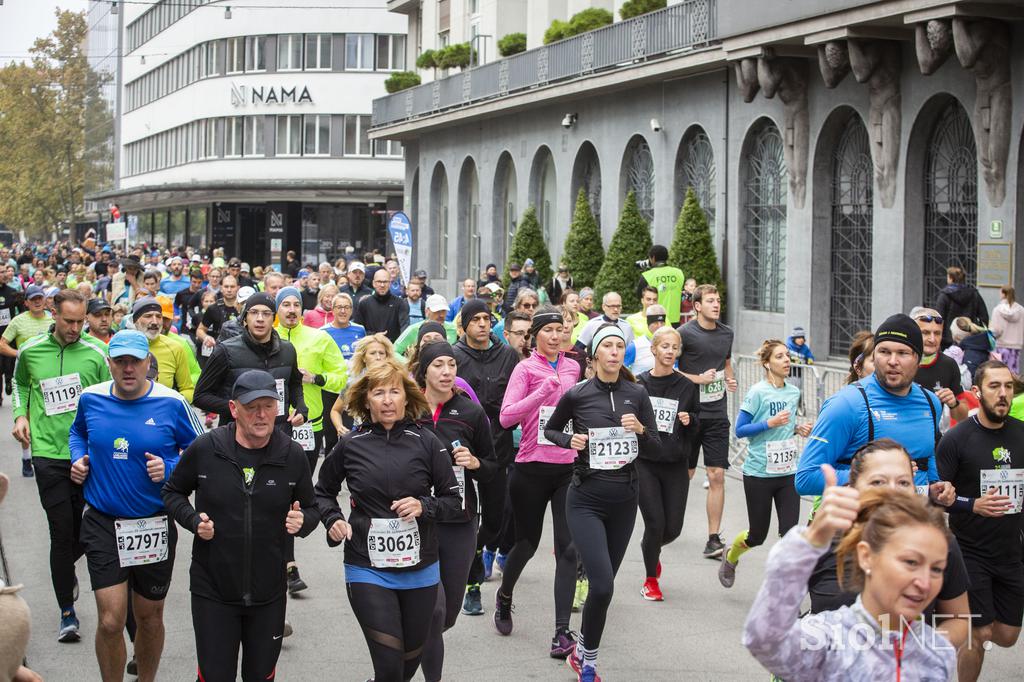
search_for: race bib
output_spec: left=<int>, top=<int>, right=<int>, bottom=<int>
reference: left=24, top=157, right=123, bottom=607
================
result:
left=453, top=465, right=466, bottom=510
left=292, top=424, right=315, bottom=451
left=40, top=373, right=83, bottom=416
left=537, top=405, right=573, bottom=446
left=0, top=308, right=10, bottom=326
left=981, top=468, right=1024, bottom=515
left=367, top=517, right=421, bottom=568
left=115, top=515, right=169, bottom=567
left=699, top=370, right=725, bottom=403
left=765, top=438, right=798, bottom=475
left=588, top=426, right=638, bottom=470
left=275, top=378, right=285, bottom=417
left=649, top=397, right=679, bottom=433
left=201, top=343, right=213, bottom=357
left=916, top=484, right=930, bottom=498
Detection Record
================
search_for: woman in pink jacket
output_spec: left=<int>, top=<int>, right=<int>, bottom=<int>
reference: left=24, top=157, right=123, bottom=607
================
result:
left=493, top=305, right=582, bottom=660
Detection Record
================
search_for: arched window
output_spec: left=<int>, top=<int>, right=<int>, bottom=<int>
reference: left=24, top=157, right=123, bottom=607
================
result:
left=493, top=153, right=517, bottom=267
left=624, top=136, right=655, bottom=224
left=829, top=114, right=873, bottom=356
left=571, top=142, right=601, bottom=229
left=430, top=164, right=449, bottom=279
left=530, top=147, right=557, bottom=245
left=677, top=128, right=716, bottom=236
left=742, top=120, right=787, bottom=312
left=459, top=159, right=480, bottom=281
left=924, top=100, right=977, bottom=304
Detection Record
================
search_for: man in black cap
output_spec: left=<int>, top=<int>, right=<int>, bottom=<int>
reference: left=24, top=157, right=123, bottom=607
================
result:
left=795, top=313, right=955, bottom=506
left=86, top=298, right=114, bottom=345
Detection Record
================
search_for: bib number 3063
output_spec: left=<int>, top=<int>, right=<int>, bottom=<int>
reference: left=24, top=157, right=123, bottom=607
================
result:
left=292, top=425, right=315, bottom=451
left=588, top=426, right=638, bottom=470
left=765, top=438, right=798, bottom=475
left=40, top=373, right=83, bottom=416
left=981, top=468, right=1024, bottom=515
left=367, top=518, right=421, bottom=568
left=115, top=515, right=169, bottom=567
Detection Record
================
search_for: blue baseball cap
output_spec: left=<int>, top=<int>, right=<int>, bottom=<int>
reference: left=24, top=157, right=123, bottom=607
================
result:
left=24, top=285, right=45, bottom=299
left=108, top=330, right=150, bottom=359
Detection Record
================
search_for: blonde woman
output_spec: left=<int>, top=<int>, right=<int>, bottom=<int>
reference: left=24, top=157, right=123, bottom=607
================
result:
left=330, top=333, right=395, bottom=435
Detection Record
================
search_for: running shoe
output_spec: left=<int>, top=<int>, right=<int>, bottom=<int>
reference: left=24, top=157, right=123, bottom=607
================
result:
left=640, top=577, right=663, bottom=602
left=703, top=534, right=725, bottom=559
left=495, top=551, right=507, bottom=573
left=462, top=585, right=483, bottom=616
left=287, top=565, right=308, bottom=594
left=57, top=609, right=80, bottom=643
left=493, top=591, right=513, bottom=635
left=702, top=477, right=710, bottom=490
left=550, top=628, right=577, bottom=659
left=481, top=548, right=495, bottom=580
left=567, top=652, right=602, bottom=682
left=572, top=578, right=589, bottom=612
left=126, top=656, right=138, bottom=676
left=283, top=620, right=294, bottom=638
left=21, top=459, right=33, bottom=478
left=718, top=554, right=737, bottom=588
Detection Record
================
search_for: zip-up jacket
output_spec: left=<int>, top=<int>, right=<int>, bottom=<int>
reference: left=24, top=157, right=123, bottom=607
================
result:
left=354, top=291, right=408, bottom=342
left=12, top=329, right=110, bottom=459
left=193, top=328, right=307, bottom=426
left=637, top=370, right=700, bottom=463
left=416, top=391, right=497, bottom=522
left=499, top=350, right=581, bottom=464
left=161, top=424, right=320, bottom=606
left=275, top=322, right=347, bottom=431
left=314, top=419, right=462, bottom=570
left=453, top=334, right=519, bottom=466
left=544, top=374, right=660, bottom=480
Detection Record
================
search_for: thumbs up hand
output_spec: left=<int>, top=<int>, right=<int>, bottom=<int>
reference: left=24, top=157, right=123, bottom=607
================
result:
left=145, top=452, right=165, bottom=482
left=197, top=512, right=215, bottom=540
left=285, top=500, right=304, bottom=535
left=804, top=465, right=860, bottom=548
left=71, top=455, right=90, bottom=485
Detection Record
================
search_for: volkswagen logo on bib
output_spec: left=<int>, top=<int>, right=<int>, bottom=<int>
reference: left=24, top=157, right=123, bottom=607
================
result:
left=389, top=519, right=401, bottom=531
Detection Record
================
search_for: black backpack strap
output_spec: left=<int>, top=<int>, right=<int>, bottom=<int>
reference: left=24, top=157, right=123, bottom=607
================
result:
left=837, top=383, right=874, bottom=466
left=917, top=383, right=941, bottom=473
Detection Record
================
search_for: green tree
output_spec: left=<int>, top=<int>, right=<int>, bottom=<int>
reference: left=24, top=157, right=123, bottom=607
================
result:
left=497, top=33, right=527, bottom=57
left=543, top=19, right=571, bottom=45
left=568, top=8, right=614, bottom=34
left=595, top=192, right=652, bottom=313
left=0, top=10, right=89, bottom=238
left=384, top=71, right=421, bottom=93
left=415, top=49, right=437, bottom=70
left=561, top=188, right=604, bottom=289
left=669, top=187, right=726, bottom=310
left=620, top=0, right=667, bottom=20
left=504, top=205, right=553, bottom=287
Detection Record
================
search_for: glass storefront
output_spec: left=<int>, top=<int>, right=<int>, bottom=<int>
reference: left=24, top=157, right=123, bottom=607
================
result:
left=189, top=207, right=208, bottom=250
left=300, top=203, right=385, bottom=265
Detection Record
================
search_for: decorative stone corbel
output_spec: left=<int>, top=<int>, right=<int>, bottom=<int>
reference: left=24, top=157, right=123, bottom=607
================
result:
left=915, top=19, right=954, bottom=75
left=757, top=52, right=809, bottom=208
left=848, top=39, right=901, bottom=208
left=733, top=57, right=760, bottom=103
left=817, top=41, right=850, bottom=88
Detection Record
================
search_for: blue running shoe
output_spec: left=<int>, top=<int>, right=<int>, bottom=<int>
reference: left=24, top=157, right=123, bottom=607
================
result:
left=58, top=609, right=80, bottom=643
left=495, top=552, right=507, bottom=573
left=481, top=548, right=495, bottom=580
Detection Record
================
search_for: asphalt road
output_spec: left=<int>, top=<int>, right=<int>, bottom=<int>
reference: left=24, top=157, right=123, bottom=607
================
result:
left=1, top=401, right=1021, bottom=681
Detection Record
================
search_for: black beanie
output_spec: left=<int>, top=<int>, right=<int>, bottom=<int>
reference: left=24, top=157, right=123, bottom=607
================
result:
left=415, top=341, right=456, bottom=385
left=530, top=310, right=564, bottom=337
left=243, top=292, right=277, bottom=319
left=874, top=313, right=923, bottom=357
left=460, top=298, right=489, bottom=326
left=417, top=320, right=446, bottom=344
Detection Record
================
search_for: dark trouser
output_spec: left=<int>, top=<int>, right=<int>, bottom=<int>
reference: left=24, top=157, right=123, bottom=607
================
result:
left=191, top=593, right=286, bottom=682
left=1, top=355, right=13, bottom=391
left=422, top=519, right=479, bottom=682
left=495, top=466, right=517, bottom=554
left=637, top=458, right=690, bottom=578
left=742, top=474, right=799, bottom=548
left=321, top=391, right=340, bottom=454
left=33, top=457, right=85, bottom=609
left=498, top=462, right=576, bottom=631
left=347, top=581, right=437, bottom=682
left=466, top=465, right=508, bottom=585
left=566, top=473, right=639, bottom=652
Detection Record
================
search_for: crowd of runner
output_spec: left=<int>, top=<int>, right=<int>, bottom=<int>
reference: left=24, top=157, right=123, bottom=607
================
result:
left=1, top=237, right=1023, bottom=682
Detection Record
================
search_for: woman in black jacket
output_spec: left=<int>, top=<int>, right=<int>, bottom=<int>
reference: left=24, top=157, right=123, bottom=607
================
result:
left=636, top=326, right=700, bottom=602
left=544, top=324, right=660, bottom=682
left=411, top=342, right=497, bottom=682
left=315, top=360, right=462, bottom=682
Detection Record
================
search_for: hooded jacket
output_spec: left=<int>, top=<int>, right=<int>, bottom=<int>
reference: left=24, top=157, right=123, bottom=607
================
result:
left=990, top=300, right=1024, bottom=350
left=161, top=424, right=320, bottom=606
left=936, top=283, right=989, bottom=346
left=958, top=331, right=995, bottom=381
left=499, top=350, right=581, bottom=465
left=355, top=290, right=408, bottom=342
left=275, top=322, right=347, bottom=431
left=453, top=334, right=520, bottom=466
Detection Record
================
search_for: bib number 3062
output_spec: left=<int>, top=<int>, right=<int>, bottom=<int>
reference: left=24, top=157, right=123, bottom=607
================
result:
left=367, top=518, right=421, bottom=568
left=981, top=468, right=1024, bottom=515
left=588, top=426, right=638, bottom=470
left=115, top=515, right=169, bottom=567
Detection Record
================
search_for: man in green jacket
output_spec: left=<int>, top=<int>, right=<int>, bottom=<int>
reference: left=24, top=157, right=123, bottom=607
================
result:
left=12, top=289, right=110, bottom=643
left=637, top=244, right=684, bottom=326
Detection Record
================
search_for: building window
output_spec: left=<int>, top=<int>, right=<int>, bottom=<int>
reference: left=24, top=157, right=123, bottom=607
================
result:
left=438, top=0, right=451, bottom=32
left=200, top=119, right=216, bottom=159
left=244, top=117, right=264, bottom=156
left=245, top=36, right=266, bottom=72
left=226, top=117, right=244, bottom=157
left=678, top=128, right=716, bottom=237
left=742, top=120, right=787, bottom=313
left=203, top=41, right=218, bottom=78
left=344, top=115, right=371, bottom=156
left=624, top=136, right=655, bottom=225
left=376, top=35, right=406, bottom=71
left=305, top=33, right=332, bottom=70
left=375, top=139, right=403, bottom=157
left=345, top=34, right=374, bottom=70
left=278, top=34, right=303, bottom=71
left=226, top=37, right=244, bottom=74
left=276, top=115, right=302, bottom=156
left=303, top=115, right=330, bottom=156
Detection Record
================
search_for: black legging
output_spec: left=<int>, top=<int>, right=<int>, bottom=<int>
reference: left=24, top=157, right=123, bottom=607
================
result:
left=636, top=458, right=690, bottom=578
left=422, top=519, right=479, bottom=682
left=498, top=461, right=576, bottom=631
left=347, top=581, right=437, bottom=682
left=33, top=457, right=85, bottom=609
left=191, top=593, right=286, bottom=682
left=284, top=430, right=323, bottom=566
left=467, top=465, right=508, bottom=585
left=566, top=473, right=638, bottom=652
left=321, top=391, right=340, bottom=453
left=742, top=474, right=799, bottom=548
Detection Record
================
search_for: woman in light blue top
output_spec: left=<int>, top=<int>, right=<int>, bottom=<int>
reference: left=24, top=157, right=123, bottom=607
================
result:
left=719, top=339, right=812, bottom=588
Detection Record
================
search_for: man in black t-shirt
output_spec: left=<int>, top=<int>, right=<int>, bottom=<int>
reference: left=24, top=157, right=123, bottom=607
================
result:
left=197, top=275, right=241, bottom=355
left=912, top=306, right=969, bottom=424
left=174, top=271, right=205, bottom=337
left=936, top=360, right=1024, bottom=680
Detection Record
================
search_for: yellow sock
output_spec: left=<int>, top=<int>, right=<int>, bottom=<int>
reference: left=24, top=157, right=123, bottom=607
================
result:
left=726, top=531, right=750, bottom=565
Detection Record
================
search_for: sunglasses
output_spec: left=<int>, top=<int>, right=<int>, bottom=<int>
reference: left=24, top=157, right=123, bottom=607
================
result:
left=915, top=315, right=943, bottom=324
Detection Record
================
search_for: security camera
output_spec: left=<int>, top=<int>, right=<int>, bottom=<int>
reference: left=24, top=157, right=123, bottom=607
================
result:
left=561, top=113, right=577, bottom=129
left=650, top=118, right=662, bottom=133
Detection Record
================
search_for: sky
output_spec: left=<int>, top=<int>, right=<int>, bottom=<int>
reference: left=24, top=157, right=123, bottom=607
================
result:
left=0, top=0, right=90, bottom=63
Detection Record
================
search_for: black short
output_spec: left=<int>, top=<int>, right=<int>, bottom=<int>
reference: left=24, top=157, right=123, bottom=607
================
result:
left=80, top=506, right=177, bottom=600
left=689, top=417, right=730, bottom=470
left=961, top=550, right=1024, bottom=628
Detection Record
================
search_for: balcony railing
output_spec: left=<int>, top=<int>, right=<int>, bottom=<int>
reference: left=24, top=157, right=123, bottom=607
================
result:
left=372, top=0, right=718, bottom=128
